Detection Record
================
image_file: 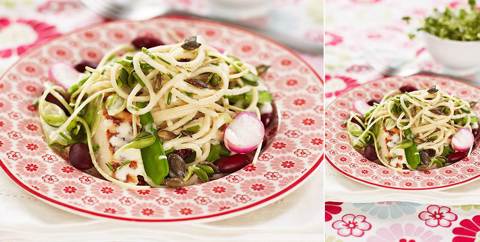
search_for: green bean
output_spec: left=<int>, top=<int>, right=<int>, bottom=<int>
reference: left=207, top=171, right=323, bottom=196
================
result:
left=139, top=109, right=169, bottom=185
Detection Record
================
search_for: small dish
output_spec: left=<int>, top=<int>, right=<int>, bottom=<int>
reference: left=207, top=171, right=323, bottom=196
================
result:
left=423, top=32, right=480, bottom=75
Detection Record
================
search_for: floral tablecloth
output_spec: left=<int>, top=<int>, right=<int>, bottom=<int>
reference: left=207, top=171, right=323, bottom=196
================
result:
left=325, top=0, right=480, bottom=241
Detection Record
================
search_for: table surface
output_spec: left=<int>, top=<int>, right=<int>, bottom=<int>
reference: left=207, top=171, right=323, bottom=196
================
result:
left=0, top=0, right=323, bottom=241
left=325, top=0, right=480, bottom=241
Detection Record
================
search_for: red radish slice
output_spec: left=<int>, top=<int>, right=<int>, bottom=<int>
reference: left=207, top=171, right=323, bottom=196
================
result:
left=48, top=62, right=81, bottom=88
left=353, top=100, right=372, bottom=116
left=452, top=128, right=474, bottom=152
left=224, top=112, right=265, bottom=154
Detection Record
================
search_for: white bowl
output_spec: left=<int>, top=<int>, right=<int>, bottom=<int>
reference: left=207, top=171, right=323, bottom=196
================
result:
left=423, top=32, right=480, bottom=75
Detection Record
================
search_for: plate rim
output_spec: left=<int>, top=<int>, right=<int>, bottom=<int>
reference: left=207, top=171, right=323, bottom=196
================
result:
left=325, top=74, right=480, bottom=191
left=0, top=15, right=324, bottom=222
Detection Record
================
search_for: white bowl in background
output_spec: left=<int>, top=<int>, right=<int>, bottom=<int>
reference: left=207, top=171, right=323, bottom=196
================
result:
left=423, top=32, right=480, bottom=75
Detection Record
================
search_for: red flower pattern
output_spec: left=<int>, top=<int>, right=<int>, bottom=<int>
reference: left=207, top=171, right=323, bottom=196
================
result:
left=332, top=214, right=372, bottom=237
left=94, top=202, right=126, bottom=215
left=453, top=215, right=480, bottom=242
left=132, top=203, right=164, bottom=217
left=0, top=18, right=59, bottom=58
left=169, top=203, right=201, bottom=217
left=418, top=205, right=458, bottom=228
left=53, top=181, right=85, bottom=199
left=326, top=202, right=343, bottom=222
left=325, top=32, right=343, bottom=46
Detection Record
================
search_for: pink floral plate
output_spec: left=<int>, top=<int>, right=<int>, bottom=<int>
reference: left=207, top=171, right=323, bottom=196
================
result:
left=0, top=16, right=323, bottom=222
left=326, top=75, right=480, bottom=190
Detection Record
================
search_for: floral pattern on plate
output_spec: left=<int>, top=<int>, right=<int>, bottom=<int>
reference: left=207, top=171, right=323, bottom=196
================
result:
left=0, top=17, right=323, bottom=222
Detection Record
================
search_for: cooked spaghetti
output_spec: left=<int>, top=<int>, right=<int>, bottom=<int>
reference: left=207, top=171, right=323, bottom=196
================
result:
left=38, top=36, right=273, bottom=188
left=347, top=86, right=479, bottom=171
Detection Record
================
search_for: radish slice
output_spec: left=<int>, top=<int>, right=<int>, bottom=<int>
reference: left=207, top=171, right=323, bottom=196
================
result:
left=353, top=100, right=372, bottom=116
left=224, top=112, right=265, bottom=154
left=452, top=128, right=474, bottom=152
left=48, top=63, right=81, bottom=88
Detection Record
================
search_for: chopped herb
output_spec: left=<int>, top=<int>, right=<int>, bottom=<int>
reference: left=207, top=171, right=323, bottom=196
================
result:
left=117, top=59, right=133, bottom=71
left=141, top=47, right=156, bottom=59
left=431, top=156, right=446, bottom=168
left=241, top=72, right=259, bottom=86
left=258, top=91, right=273, bottom=104
left=193, top=166, right=209, bottom=182
left=68, top=74, right=90, bottom=94
left=396, top=140, right=413, bottom=149
left=471, top=116, right=479, bottom=124
left=140, top=62, right=154, bottom=74
left=197, top=164, right=215, bottom=176
left=105, top=162, right=114, bottom=172
left=126, top=132, right=156, bottom=149
left=129, top=72, right=145, bottom=87
left=347, top=121, right=363, bottom=137
left=165, top=148, right=174, bottom=155
left=207, top=73, right=222, bottom=87
left=117, top=68, right=129, bottom=88
left=167, top=92, right=172, bottom=105
left=206, top=143, right=230, bottom=162
left=119, top=160, right=132, bottom=169
left=183, top=125, right=200, bottom=135
left=391, top=102, right=402, bottom=115
left=441, top=145, right=454, bottom=156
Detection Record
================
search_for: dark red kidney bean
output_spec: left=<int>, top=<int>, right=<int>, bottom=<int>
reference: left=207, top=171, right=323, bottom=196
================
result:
left=473, top=127, right=480, bottom=148
left=261, top=113, right=272, bottom=127
left=216, top=154, right=251, bottom=173
left=363, top=144, right=378, bottom=161
left=137, top=175, right=147, bottom=186
left=447, top=152, right=468, bottom=162
left=69, top=143, right=93, bottom=170
left=45, top=93, right=69, bottom=114
left=74, top=60, right=97, bottom=73
left=424, top=149, right=436, bottom=157
left=261, top=137, right=269, bottom=151
left=366, top=99, right=379, bottom=106
left=131, top=36, right=164, bottom=49
left=350, top=115, right=364, bottom=127
left=399, top=85, right=417, bottom=93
